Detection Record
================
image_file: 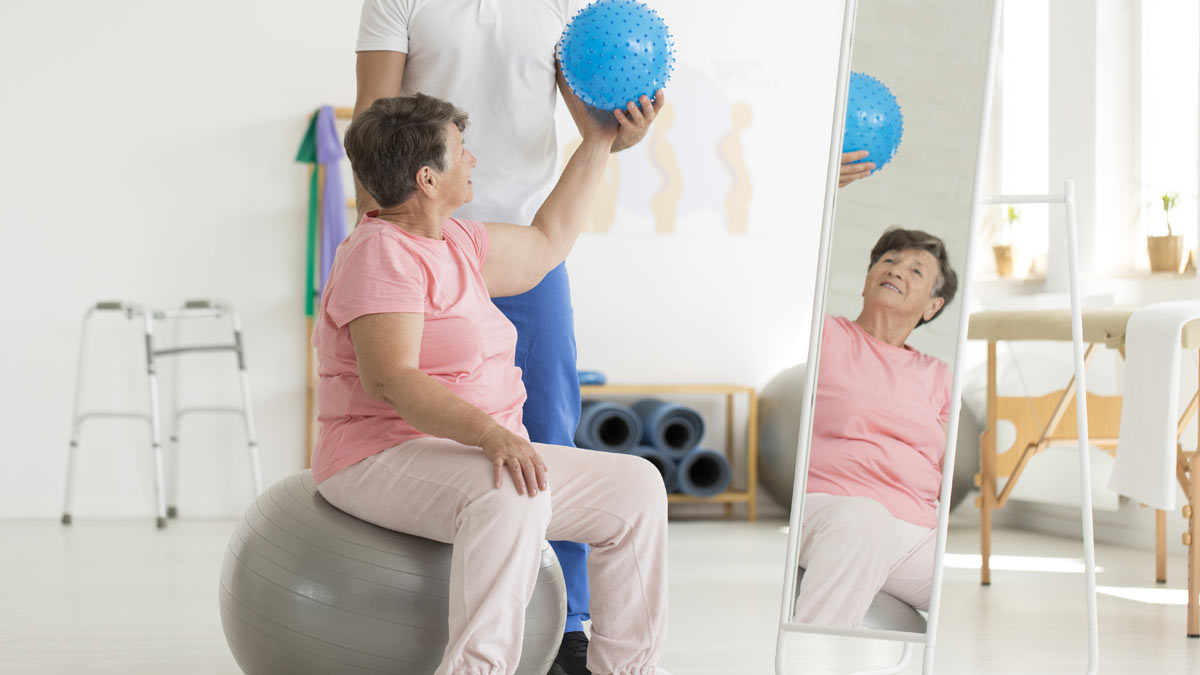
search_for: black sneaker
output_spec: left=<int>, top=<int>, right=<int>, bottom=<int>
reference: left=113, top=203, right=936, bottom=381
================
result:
left=549, top=630, right=590, bottom=675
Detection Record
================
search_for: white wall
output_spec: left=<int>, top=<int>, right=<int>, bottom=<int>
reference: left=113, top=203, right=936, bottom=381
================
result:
left=966, top=0, right=1200, bottom=553
left=0, top=1, right=844, bottom=518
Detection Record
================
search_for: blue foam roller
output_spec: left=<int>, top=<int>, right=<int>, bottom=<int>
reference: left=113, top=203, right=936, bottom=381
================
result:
left=842, top=71, right=904, bottom=174
left=675, top=447, right=732, bottom=499
left=578, top=370, right=608, bottom=386
left=575, top=400, right=642, bottom=453
left=630, top=445, right=678, bottom=493
left=631, top=398, right=705, bottom=459
left=557, top=0, right=676, bottom=111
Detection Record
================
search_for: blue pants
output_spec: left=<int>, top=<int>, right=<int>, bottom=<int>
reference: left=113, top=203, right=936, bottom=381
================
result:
left=492, top=262, right=589, bottom=633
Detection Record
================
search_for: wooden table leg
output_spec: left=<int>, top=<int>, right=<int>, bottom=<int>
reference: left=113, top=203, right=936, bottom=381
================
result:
left=1189, top=448, right=1199, bottom=637
left=724, top=392, right=735, bottom=519
left=746, top=389, right=759, bottom=523
left=1157, top=509, right=1168, bottom=583
left=1188, top=357, right=1200, bottom=636
left=980, top=341, right=998, bottom=586
left=1188, top=371, right=1200, bottom=639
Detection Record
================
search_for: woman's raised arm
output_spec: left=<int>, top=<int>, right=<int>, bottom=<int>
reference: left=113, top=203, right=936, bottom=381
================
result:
left=481, top=86, right=664, bottom=298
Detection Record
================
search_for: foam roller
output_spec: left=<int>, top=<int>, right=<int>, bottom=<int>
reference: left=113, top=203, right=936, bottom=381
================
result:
left=632, top=399, right=705, bottom=459
left=574, top=401, right=642, bottom=453
left=675, top=447, right=732, bottom=498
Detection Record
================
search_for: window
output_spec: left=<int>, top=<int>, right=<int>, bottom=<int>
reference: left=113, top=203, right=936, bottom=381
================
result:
left=1140, top=0, right=1199, bottom=269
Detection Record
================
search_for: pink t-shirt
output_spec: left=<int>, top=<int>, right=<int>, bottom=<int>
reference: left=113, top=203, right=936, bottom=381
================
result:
left=310, top=216, right=528, bottom=482
left=806, top=315, right=952, bottom=527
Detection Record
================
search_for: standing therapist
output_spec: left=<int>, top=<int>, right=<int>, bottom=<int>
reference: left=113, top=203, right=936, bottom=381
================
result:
left=352, top=2, right=664, bottom=674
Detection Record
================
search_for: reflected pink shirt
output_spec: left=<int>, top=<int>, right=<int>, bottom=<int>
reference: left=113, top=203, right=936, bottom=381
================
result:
left=310, top=216, right=527, bottom=482
left=806, top=315, right=951, bottom=527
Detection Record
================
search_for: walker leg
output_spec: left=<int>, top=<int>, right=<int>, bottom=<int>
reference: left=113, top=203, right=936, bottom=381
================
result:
left=233, top=319, right=263, bottom=495
left=62, top=308, right=96, bottom=526
left=166, top=423, right=180, bottom=519
left=144, top=315, right=168, bottom=529
left=166, top=316, right=182, bottom=519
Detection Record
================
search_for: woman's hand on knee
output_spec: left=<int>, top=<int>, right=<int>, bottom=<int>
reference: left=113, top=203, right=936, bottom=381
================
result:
left=479, top=428, right=549, bottom=497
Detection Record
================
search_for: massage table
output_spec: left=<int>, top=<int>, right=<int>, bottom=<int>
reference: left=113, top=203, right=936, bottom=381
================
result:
left=968, top=307, right=1200, bottom=636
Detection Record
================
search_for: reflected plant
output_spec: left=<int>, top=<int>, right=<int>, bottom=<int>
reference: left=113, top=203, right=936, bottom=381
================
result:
left=1003, top=206, right=1021, bottom=243
left=982, top=205, right=1019, bottom=245
left=1161, top=191, right=1179, bottom=237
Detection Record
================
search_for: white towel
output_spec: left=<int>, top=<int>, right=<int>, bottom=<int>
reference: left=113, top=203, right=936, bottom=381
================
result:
left=1109, top=301, right=1200, bottom=510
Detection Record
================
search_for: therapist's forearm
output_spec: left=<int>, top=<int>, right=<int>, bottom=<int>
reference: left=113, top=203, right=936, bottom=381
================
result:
left=352, top=51, right=406, bottom=220
left=367, top=367, right=508, bottom=447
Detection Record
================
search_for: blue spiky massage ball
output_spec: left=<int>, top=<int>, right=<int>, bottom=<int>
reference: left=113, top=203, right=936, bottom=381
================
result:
left=843, top=71, right=904, bottom=174
left=557, top=0, right=676, bottom=111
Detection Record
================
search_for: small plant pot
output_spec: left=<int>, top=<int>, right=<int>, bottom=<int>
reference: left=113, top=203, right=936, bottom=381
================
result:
left=1147, top=235, right=1184, bottom=273
left=992, top=244, right=1014, bottom=278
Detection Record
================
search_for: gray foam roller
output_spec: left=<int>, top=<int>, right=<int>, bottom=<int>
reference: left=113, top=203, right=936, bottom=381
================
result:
left=575, top=400, right=642, bottom=453
left=631, top=398, right=705, bottom=458
left=675, top=447, right=733, bottom=498
left=219, top=471, right=566, bottom=674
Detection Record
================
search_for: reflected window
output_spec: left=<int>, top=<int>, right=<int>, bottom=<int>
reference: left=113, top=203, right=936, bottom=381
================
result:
left=988, top=0, right=1050, bottom=279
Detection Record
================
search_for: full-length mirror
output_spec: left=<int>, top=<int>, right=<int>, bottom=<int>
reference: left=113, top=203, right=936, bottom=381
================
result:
left=776, top=0, right=1000, bottom=666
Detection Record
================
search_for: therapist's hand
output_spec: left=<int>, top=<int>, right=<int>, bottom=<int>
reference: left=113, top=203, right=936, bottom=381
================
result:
left=839, top=150, right=875, bottom=187
left=479, top=427, right=549, bottom=497
left=612, top=90, right=665, bottom=151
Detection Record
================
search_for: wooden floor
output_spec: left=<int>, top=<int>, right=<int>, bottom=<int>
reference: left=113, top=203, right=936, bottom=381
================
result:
left=1, top=515, right=1197, bottom=674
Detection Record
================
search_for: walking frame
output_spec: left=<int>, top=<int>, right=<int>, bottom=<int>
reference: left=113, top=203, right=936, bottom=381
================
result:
left=63, top=299, right=263, bottom=528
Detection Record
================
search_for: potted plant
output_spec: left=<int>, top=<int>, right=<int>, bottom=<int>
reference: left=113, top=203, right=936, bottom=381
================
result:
left=990, top=205, right=1019, bottom=278
left=1147, top=191, right=1184, bottom=273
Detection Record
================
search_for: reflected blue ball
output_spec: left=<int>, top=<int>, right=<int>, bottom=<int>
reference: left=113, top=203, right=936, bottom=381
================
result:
left=557, top=0, right=675, bottom=111
left=843, top=71, right=904, bottom=174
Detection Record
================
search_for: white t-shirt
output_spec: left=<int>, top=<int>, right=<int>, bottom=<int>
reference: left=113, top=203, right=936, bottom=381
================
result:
left=357, top=0, right=586, bottom=225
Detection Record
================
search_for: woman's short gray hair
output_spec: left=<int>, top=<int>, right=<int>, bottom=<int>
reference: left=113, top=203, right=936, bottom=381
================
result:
left=344, top=93, right=469, bottom=208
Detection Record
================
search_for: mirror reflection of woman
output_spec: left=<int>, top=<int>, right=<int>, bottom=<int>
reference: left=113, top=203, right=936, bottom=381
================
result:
left=796, top=228, right=958, bottom=628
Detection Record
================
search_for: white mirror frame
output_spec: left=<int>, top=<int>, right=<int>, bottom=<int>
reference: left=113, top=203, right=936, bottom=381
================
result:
left=774, top=1, right=1003, bottom=673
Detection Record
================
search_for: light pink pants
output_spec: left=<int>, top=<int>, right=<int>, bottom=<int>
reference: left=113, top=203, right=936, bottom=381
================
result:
left=316, top=437, right=668, bottom=675
left=794, top=493, right=936, bottom=628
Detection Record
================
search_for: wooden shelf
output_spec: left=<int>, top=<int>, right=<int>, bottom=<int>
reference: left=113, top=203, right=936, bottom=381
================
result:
left=579, top=384, right=758, bottom=521
left=581, top=384, right=754, bottom=396
left=667, top=490, right=753, bottom=505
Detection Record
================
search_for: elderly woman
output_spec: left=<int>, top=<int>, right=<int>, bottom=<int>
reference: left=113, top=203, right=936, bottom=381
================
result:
left=795, top=227, right=958, bottom=628
left=311, top=93, right=669, bottom=675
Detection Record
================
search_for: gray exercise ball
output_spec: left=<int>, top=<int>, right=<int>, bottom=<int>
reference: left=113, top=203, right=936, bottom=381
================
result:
left=757, top=363, right=808, bottom=511
left=219, top=471, right=566, bottom=675
left=757, top=363, right=981, bottom=512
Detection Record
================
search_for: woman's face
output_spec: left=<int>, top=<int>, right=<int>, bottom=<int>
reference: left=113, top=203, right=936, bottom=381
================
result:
left=438, top=123, right=477, bottom=206
left=861, top=248, right=945, bottom=325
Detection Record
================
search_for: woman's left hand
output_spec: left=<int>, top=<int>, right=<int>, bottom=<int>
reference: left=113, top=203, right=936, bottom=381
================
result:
left=839, top=150, right=875, bottom=187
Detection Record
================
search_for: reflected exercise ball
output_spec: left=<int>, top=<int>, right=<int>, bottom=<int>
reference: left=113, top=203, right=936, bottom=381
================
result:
left=757, top=363, right=808, bottom=510
left=219, top=471, right=566, bottom=675
left=757, top=364, right=978, bottom=512
left=843, top=71, right=904, bottom=174
left=557, top=0, right=675, bottom=111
